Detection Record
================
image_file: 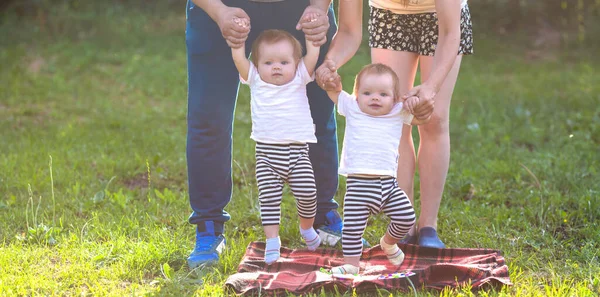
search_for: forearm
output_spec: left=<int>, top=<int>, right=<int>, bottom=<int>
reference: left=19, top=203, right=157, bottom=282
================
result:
left=424, top=31, right=460, bottom=92
left=326, top=30, right=361, bottom=69
left=424, top=0, right=461, bottom=92
left=192, top=0, right=227, bottom=21
left=410, top=117, right=430, bottom=126
left=324, top=0, right=363, bottom=69
left=326, top=90, right=340, bottom=104
left=231, top=46, right=249, bottom=80
left=309, top=0, right=332, bottom=13
left=304, top=40, right=321, bottom=74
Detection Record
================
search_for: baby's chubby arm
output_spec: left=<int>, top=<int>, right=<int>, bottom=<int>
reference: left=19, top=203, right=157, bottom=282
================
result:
left=324, top=71, right=342, bottom=104
left=302, top=12, right=322, bottom=75
left=230, top=17, right=251, bottom=81
left=404, top=96, right=434, bottom=125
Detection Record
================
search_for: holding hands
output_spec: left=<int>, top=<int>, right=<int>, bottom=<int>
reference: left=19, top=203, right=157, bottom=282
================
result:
left=403, top=95, right=434, bottom=122
left=216, top=6, right=251, bottom=48
left=222, top=4, right=328, bottom=49
left=296, top=5, right=330, bottom=46
left=315, top=59, right=340, bottom=92
left=402, top=84, right=436, bottom=121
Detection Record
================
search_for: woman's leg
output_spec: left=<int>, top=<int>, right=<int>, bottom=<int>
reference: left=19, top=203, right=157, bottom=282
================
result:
left=415, top=55, right=463, bottom=239
left=371, top=48, right=419, bottom=237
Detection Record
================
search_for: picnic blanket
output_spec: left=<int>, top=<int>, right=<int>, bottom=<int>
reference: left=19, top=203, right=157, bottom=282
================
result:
left=225, top=241, right=511, bottom=296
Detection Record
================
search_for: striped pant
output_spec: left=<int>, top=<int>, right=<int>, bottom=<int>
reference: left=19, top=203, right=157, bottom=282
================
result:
left=255, top=142, right=317, bottom=226
left=342, top=176, right=416, bottom=257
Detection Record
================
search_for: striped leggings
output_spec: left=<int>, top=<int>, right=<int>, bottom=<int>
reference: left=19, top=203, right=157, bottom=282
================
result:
left=342, top=176, right=416, bottom=257
left=255, top=142, right=317, bottom=226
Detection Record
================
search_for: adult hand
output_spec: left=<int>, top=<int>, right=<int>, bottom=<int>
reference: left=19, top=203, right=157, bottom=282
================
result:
left=215, top=6, right=251, bottom=48
left=316, top=59, right=339, bottom=91
left=403, top=84, right=436, bottom=120
left=296, top=5, right=329, bottom=46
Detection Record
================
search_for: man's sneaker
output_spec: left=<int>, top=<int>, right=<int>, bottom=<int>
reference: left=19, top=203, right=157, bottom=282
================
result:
left=316, top=210, right=370, bottom=247
left=187, top=221, right=226, bottom=269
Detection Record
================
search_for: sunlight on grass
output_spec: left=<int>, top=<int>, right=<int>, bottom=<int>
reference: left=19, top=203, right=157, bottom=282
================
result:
left=1, top=1, right=599, bottom=296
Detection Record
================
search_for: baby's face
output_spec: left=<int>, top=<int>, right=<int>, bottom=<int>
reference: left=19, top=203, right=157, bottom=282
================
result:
left=356, top=73, right=396, bottom=116
left=256, top=40, right=297, bottom=86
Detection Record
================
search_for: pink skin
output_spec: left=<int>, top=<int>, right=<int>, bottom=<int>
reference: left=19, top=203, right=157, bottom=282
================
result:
left=356, top=73, right=396, bottom=116
left=256, top=40, right=298, bottom=86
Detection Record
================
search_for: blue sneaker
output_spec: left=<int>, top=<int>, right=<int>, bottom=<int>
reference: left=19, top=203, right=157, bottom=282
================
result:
left=316, top=210, right=371, bottom=247
left=187, top=221, right=226, bottom=269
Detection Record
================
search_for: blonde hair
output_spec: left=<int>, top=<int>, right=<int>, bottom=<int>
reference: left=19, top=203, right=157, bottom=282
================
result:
left=251, top=29, right=303, bottom=66
left=353, top=63, right=401, bottom=102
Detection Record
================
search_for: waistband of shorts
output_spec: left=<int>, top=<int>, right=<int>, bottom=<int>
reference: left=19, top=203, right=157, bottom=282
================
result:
left=248, top=0, right=286, bottom=2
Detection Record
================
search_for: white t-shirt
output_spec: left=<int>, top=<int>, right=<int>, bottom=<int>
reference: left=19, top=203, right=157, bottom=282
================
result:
left=337, top=91, right=413, bottom=177
left=241, top=60, right=317, bottom=144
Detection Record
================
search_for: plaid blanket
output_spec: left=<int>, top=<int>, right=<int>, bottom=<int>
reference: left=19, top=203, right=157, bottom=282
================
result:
left=225, top=241, right=511, bottom=296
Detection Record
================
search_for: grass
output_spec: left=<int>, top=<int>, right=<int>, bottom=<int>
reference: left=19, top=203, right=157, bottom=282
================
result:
left=1, top=1, right=600, bottom=296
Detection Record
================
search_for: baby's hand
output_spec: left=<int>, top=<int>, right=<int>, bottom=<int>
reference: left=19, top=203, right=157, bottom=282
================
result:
left=316, top=59, right=341, bottom=92
left=402, top=96, right=420, bottom=115
left=233, top=17, right=250, bottom=29
left=328, top=73, right=342, bottom=93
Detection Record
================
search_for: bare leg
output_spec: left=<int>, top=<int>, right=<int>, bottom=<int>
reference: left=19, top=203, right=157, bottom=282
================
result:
left=264, top=225, right=279, bottom=239
left=415, top=55, right=463, bottom=231
left=299, top=217, right=314, bottom=230
left=345, top=256, right=361, bottom=267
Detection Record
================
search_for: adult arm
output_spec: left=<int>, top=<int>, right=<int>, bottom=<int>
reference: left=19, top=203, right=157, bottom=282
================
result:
left=403, top=0, right=461, bottom=110
left=315, top=0, right=363, bottom=90
left=324, top=0, right=363, bottom=69
left=192, top=0, right=251, bottom=48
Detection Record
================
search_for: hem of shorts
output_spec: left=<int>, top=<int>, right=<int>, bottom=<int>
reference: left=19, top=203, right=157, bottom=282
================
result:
left=369, top=45, right=473, bottom=56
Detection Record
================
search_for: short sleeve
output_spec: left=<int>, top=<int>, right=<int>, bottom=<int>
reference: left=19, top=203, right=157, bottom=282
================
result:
left=297, top=60, right=314, bottom=85
left=336, top=91, right=355, bottom=117
left=240, top=62, right=258, bottom=86
left=399, top=108, right=414, bottom=125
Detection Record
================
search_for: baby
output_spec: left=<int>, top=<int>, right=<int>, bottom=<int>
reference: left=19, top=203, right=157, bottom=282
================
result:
left=231, top=17, right=322, bottom=265
left=324, top=63, right=433, bottom=275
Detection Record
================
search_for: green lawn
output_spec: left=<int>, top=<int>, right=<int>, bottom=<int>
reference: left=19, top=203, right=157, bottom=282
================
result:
left=1, top=2, right=599, bottom=296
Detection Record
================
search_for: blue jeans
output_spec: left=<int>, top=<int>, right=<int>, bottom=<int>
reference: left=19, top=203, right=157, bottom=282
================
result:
left=186, top=0, right=339, bottom=234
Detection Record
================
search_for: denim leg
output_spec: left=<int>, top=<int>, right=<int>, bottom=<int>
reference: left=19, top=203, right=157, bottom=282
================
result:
left=186, top=0, right=239, bottom=233
left=303, top=5, right=340, bottom=225
left=186, top=0, right=340, bottom=232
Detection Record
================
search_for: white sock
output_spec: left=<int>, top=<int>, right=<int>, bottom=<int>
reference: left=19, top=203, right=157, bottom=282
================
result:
left=380, top=236, right=405, bottom=266
left=265, top=237, right=281, bottom=265
left=330, top=264, right=359, bottom=275
left=300, top=226, right=321, bottom=251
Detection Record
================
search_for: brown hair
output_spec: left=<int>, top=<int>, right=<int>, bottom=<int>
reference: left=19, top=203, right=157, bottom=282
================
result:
left=251, top=29, right=303, bottom=66
left=353, top=63, right=401, bottom=102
